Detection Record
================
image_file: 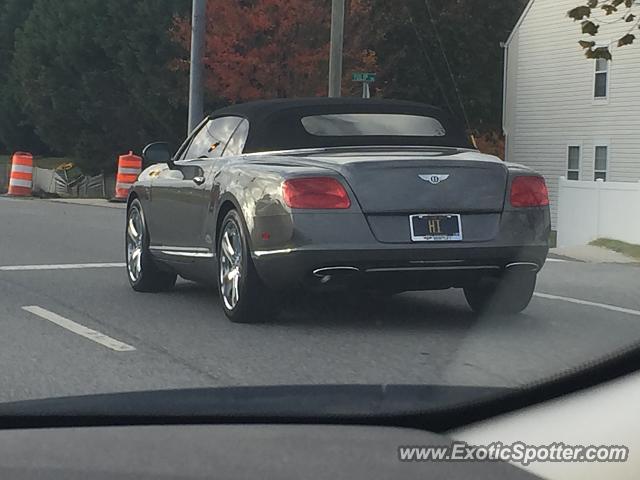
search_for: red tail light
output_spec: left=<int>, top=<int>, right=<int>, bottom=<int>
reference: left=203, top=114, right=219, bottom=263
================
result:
left=282, top=177, right=351, bottom=209
left=510, top=176, right=549, bottom=207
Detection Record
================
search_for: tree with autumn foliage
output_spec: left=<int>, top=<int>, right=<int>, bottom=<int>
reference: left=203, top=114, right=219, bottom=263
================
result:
left=0, top=0, right=526, bottom=164
left=173, top=0, right=376, bottom=104
left=568, top=0, right=640, bottom=59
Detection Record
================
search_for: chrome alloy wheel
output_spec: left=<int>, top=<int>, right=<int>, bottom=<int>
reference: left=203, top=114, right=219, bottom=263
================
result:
left=126, top=206, right=144, bottom=283
left=219, top=220, right=243, bottom=311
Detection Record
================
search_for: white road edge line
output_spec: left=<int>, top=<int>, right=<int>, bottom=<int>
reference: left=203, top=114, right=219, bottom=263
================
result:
left=22, top=306, right=136, bottom=352
left=534, top=292, right=640, bottom=318
left=1, top=263, right=125, bottom=272
left=546, top=258, right=568, bottom=263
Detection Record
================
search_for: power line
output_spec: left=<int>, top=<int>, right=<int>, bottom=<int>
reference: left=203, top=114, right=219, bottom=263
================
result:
left=423, top=0, right=472, bottom=131
left=405, top=6, right=455, bottom=116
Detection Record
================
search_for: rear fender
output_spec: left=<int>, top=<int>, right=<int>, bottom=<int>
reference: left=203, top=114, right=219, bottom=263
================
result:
left=207, top=166, right=294, bottom=254
left=207, top=161, right=369, bottom=255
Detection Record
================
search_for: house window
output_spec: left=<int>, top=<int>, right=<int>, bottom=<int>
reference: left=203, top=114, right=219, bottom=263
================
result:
left=567, top=146, right=580, bottom=180
left=594, top=146, right=608, bottom=181
left=594, top=58, right=609, bottom=99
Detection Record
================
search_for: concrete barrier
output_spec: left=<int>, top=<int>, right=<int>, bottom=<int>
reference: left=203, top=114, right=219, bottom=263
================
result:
left=33, top=167, right=57, bottom=194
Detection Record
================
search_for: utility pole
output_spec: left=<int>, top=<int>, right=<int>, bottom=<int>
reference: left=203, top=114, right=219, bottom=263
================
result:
left=328, top=0, right=345, bottom=98
left=188, top=0, right=206, bottom=135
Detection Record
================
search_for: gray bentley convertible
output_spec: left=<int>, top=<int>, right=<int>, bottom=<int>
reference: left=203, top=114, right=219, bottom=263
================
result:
left=126, top=98, right=550, bottom=323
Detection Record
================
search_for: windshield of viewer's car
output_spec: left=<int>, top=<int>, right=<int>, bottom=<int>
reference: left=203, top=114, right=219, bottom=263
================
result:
left=1, top=0, right=639, bottom=429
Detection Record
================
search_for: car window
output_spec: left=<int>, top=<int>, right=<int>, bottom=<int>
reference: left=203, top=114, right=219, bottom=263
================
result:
left=175, top=121, right=207, bottom=161
left=222, top=119, right=249, bottom=157
left=179, top=123, right=209, bottom=160
left=301, top=113, right=446, bottom=137
left=183, top=116, right=243, bottom=160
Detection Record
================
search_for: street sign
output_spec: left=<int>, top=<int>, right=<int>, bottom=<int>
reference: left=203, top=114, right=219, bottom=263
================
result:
left=352, top=72, right=376, bottom=83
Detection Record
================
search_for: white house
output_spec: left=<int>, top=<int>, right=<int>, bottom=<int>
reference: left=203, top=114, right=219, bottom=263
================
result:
left=503, top=0, right=640, bottom=235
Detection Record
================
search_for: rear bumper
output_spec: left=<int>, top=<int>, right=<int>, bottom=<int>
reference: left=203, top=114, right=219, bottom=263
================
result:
left=250, top=206, right=550, bottom=291
left=252, top=244, right=549, bottom=291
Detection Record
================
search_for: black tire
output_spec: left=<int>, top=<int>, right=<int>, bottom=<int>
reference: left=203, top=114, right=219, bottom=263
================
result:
left=464, top=271, right=536, bottom=315
left=217, top=209, right=274, bottom=323
left=126, top=199, right=177, bottom=292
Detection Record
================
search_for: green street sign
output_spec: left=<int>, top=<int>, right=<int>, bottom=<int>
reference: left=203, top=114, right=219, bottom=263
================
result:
left=352, top=72, right=376, bottom=83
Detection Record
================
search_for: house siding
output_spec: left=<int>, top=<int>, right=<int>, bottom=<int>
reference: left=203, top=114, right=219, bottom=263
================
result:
left=504, top=0, right=640, bottom=227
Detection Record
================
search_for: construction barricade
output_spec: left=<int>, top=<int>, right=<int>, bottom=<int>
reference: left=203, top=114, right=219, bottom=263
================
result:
left=8, top=152, right=34, bottom=196
left=114, top=151, right=142, bottom=201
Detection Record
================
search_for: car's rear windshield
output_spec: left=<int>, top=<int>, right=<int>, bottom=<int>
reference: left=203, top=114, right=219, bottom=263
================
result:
left=300, top=113, right=446, bottom=137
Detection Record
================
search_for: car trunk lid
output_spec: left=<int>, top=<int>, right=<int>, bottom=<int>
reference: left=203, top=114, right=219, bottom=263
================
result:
left=277, top=147, right=509, bottom=214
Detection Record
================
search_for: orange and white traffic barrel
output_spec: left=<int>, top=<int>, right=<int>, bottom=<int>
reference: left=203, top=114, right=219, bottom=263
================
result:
left=8, top=152, right=34, bottom=196
left=114, top=151, right=142, bottom=201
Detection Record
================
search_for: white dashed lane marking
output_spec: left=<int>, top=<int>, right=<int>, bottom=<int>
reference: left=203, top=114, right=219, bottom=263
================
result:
left=22, top=306, right=136, bottom=352
left=534, top=293, right=640, bottom=318
left=0, top=263, right=125, bottom=272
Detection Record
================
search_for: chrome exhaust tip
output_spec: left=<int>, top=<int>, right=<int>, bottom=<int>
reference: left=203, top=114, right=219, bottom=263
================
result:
left=313, top=266, right=360, bottom=278
left=505, top=262, right=540, bottom=273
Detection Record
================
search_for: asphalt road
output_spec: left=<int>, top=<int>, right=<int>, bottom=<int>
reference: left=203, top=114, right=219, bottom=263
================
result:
left=1, top=196, right=640, bottom=403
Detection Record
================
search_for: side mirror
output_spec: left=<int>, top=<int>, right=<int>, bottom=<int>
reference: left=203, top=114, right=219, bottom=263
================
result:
left=142, top=142, right=173, bottom=168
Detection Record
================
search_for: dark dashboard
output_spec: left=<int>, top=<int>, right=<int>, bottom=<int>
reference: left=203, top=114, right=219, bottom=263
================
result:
left=0, top=424, right=539, bottom=480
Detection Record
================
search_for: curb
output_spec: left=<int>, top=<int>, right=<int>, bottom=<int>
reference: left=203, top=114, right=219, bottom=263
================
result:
left=547, top=253, right=584, bottom=263
left=45, top=198, right=126, bottom=209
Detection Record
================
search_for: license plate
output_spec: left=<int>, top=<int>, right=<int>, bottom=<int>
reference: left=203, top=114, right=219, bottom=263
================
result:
left=410, top=214, right=463, bottom=242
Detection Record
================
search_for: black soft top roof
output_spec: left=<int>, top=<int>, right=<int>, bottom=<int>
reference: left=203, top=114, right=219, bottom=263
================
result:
left=210, top=98, right=472, bottom=153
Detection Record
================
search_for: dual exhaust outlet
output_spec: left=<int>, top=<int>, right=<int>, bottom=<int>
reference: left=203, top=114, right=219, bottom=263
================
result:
left=312, top=262, right=540, bottom=282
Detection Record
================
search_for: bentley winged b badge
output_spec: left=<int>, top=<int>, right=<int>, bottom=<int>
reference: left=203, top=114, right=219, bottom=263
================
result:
left=419, top=174, right=450, bottom=185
